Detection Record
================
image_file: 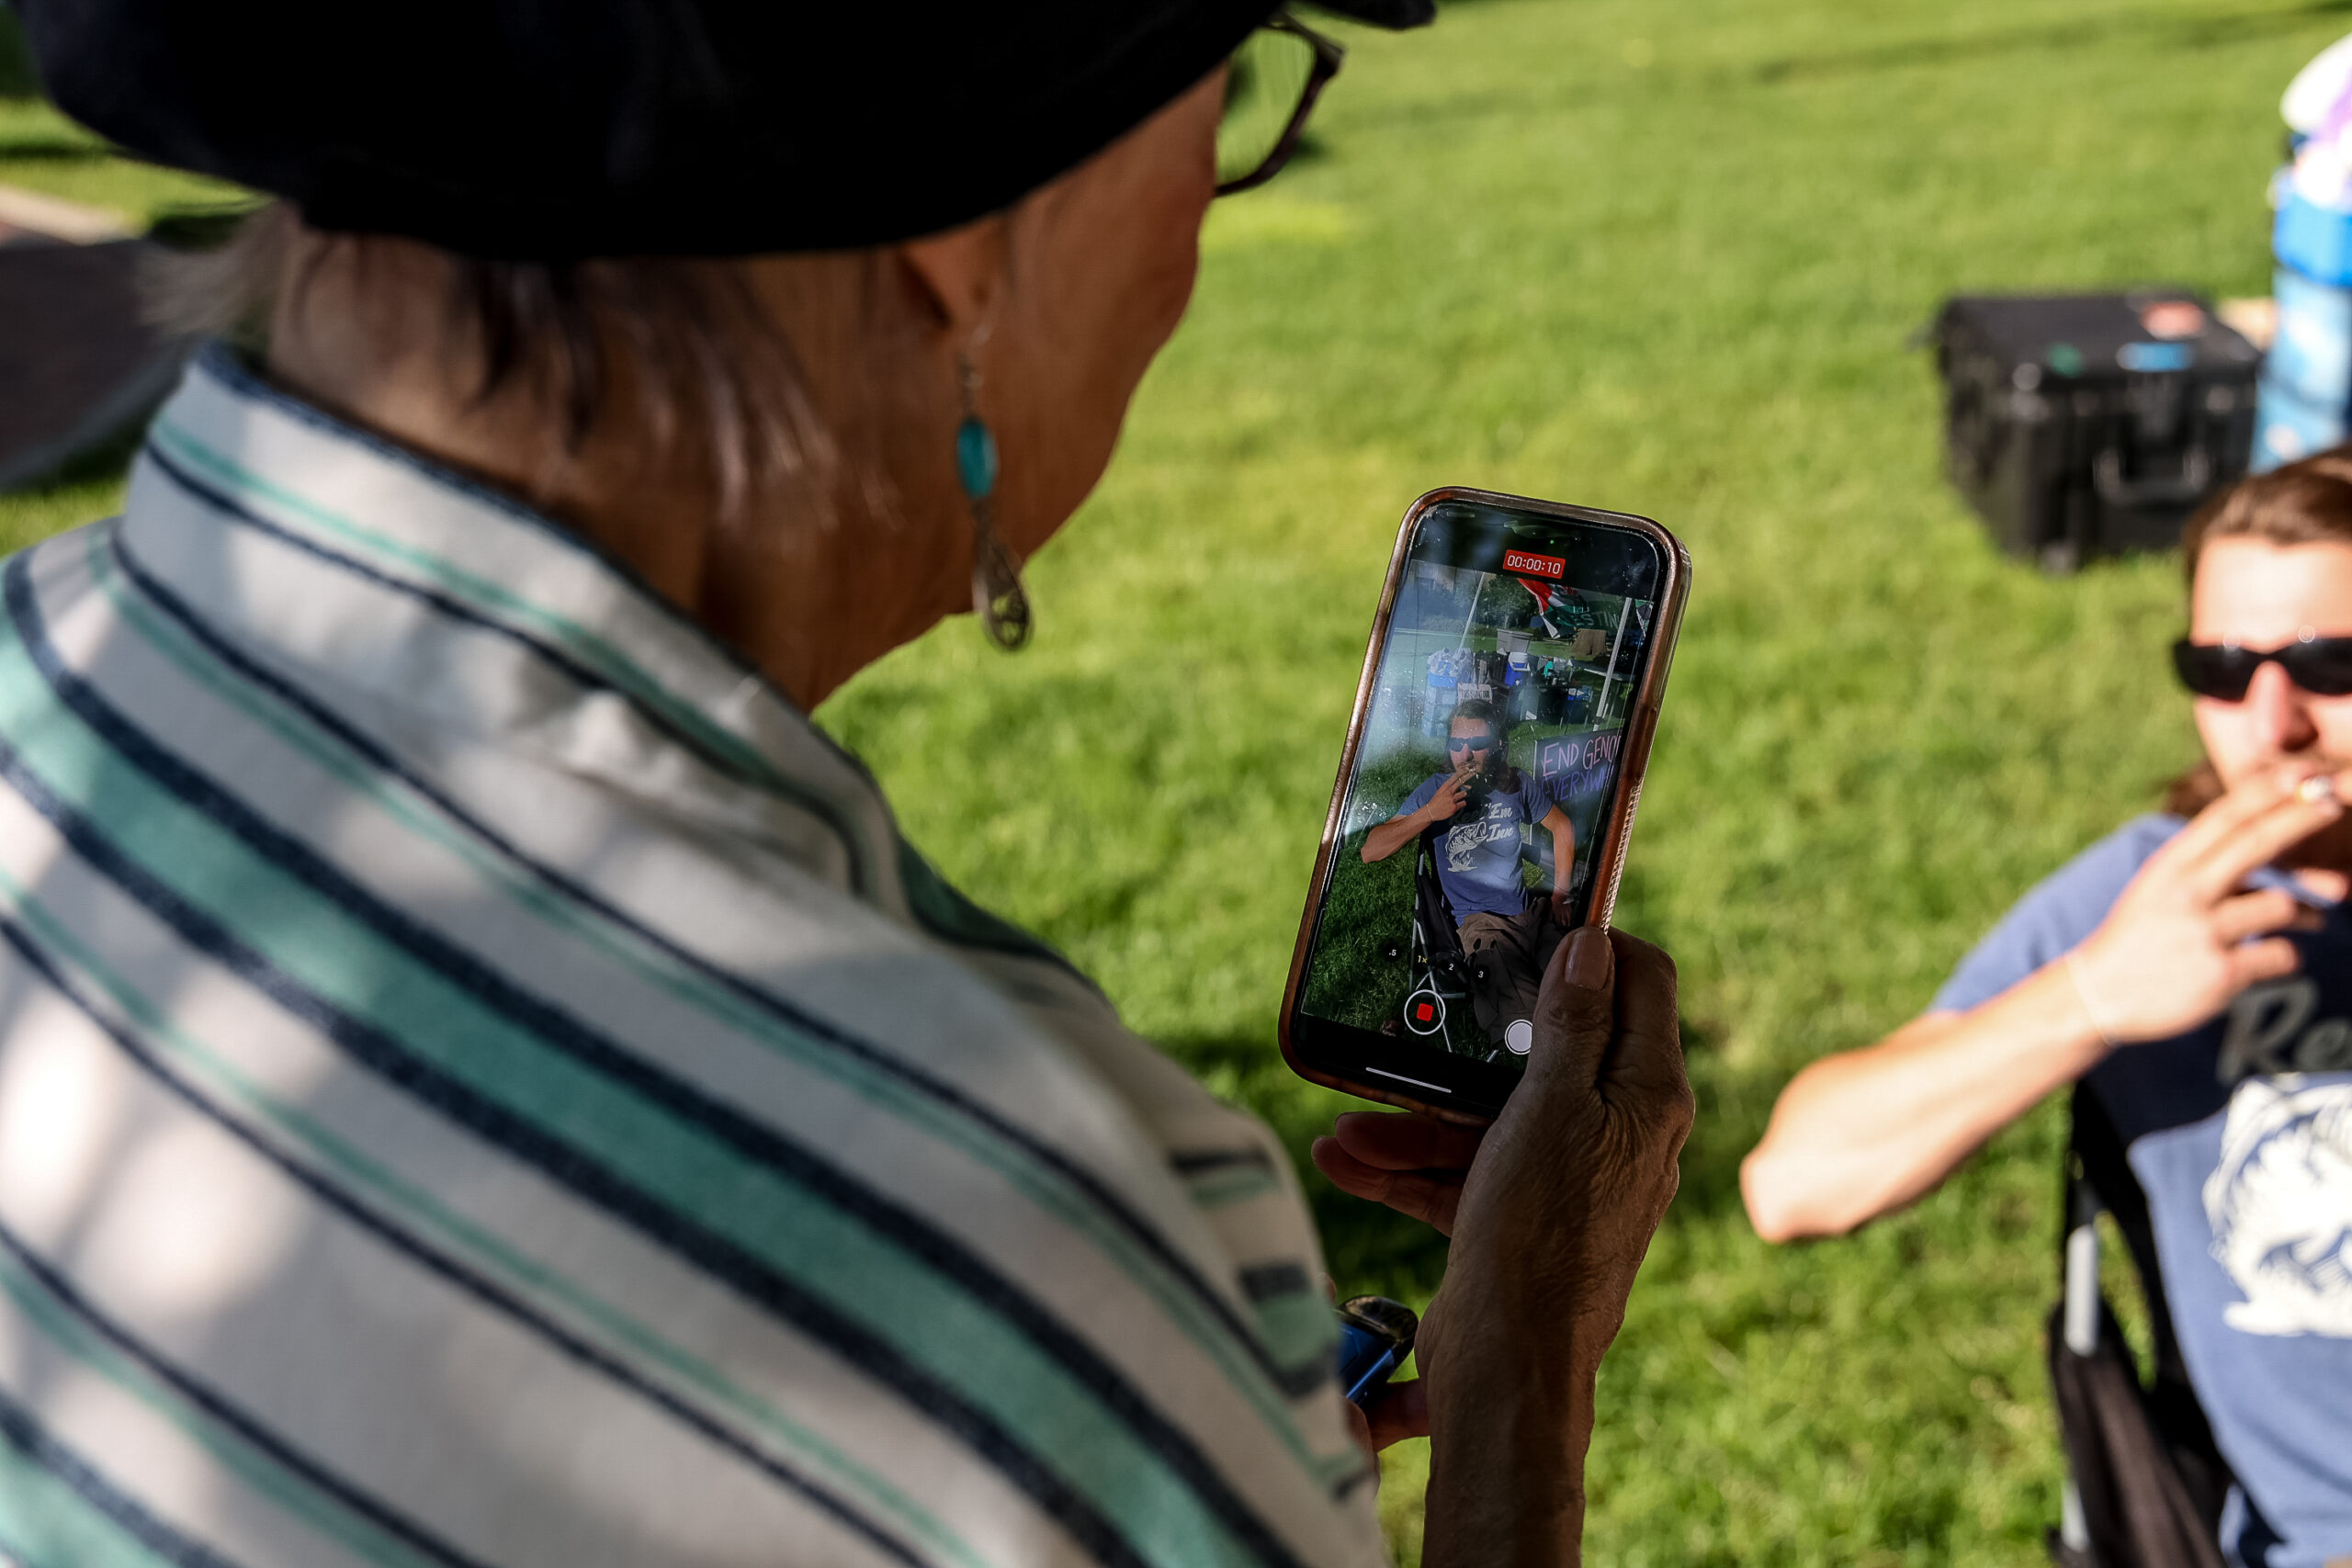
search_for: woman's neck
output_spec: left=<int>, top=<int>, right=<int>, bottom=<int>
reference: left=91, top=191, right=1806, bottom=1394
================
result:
left=261, top=254, right=954, bottom=712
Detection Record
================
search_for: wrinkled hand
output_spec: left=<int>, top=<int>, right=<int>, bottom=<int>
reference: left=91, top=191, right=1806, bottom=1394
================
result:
left=1311, top=928, right=1693, bottom=1450
left=2068, top=763, right=2344, bottom=1046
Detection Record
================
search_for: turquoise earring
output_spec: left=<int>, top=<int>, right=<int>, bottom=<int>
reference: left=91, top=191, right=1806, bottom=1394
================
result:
left=957, top=352, right=1031, bottom=651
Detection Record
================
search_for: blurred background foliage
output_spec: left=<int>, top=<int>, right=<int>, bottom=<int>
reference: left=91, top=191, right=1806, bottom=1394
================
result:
left=5, top=0, right=2343, bottom=1561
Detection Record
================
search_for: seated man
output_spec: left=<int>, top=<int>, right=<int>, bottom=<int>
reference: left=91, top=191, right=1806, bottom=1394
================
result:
left=1742, top=455, right=2352, bottom=1567
left=1362, top=699, right=1576, bottom=1055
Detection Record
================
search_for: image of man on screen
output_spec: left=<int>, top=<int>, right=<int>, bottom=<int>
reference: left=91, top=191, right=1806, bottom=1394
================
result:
left=1361, top=700, right=1577, bottom=1054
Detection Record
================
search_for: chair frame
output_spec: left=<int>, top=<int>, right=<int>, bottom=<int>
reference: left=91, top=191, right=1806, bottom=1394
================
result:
left=2051, top=1085, right=2232, bottom=1566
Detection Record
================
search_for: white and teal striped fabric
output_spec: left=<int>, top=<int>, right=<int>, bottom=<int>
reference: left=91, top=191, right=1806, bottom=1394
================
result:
left=0, top=346, right=1385, bottom=1568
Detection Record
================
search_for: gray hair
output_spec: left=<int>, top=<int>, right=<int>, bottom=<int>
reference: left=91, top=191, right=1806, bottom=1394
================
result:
left=148, top=203, right=839, bottom=520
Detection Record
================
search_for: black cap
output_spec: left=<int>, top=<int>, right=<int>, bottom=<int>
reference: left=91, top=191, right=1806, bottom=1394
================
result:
left=17, top=0, right=1430, bottom=261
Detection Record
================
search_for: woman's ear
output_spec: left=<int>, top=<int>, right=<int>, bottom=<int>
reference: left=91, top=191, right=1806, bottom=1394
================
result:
left=897, top=216, right=1011, bottom=337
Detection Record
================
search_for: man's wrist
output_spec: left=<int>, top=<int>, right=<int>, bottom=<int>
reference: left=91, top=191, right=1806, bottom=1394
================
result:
left=2036, top=951, right=2123, bottom=1064
left=2061, top=950, right=2122, bottom=1051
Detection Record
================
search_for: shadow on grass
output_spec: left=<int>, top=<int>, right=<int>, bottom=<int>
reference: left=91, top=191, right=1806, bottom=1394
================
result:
left=1672, top=1018, right=1781, bottom=1226
left=0, top=141, right=112, bottom=163
left=1161, top=1010, right=1777, bottom=1305
left=2, top=425, right=141, bottom=510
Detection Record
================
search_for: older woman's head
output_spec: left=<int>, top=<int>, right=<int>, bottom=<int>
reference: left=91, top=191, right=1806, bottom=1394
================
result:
left=26, top=0, right=1425, bottom=706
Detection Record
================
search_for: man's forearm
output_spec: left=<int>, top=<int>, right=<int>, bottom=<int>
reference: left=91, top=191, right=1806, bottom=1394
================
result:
left=1742, top=960, right=2110, bottom=1240
left=1363, top=813, right=1425, bottom=863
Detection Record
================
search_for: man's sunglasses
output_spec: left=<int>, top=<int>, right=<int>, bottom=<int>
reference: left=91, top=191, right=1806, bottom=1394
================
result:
left=2172, top=636, right=2352, bottom=701
left=1445, top=734, right=1498, bottom=753
left=1216, top=13, right=1345, bottom=196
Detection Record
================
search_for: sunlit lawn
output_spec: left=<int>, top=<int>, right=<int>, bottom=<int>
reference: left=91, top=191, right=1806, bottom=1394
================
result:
left=5, top=0, right=2336, bottom=1561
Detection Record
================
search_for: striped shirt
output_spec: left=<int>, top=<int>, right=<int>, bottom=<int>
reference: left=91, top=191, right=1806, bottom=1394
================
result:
left=0, top=345, right=1386, bottom=1568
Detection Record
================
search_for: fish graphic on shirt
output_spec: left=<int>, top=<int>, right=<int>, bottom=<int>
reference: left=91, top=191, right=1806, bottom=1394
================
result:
left=2204, top=1074, right=2352, bottom=1338
left=1443, top=799, right=1521, bottom=874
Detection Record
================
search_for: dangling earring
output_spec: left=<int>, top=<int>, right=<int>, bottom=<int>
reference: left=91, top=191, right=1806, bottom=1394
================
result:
left=956, top=351, right=1032, bottom=651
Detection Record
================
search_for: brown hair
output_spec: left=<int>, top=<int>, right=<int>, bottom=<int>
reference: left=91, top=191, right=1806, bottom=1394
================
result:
left=2181, top=447, right=2352, bottom=582
left=2165, top=447, right=2352, bottom=815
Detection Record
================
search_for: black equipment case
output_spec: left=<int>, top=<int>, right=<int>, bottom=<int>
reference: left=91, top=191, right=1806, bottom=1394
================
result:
left=1932, top=293, right=2260, bottom=571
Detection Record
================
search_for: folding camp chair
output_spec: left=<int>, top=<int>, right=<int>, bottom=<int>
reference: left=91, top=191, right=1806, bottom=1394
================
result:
left=1400, top=817, right=1579, bottom=1062
left=1399, top=828, right=1479, bottom=1056
left=2048, top=1084, right=2233, bottom=1568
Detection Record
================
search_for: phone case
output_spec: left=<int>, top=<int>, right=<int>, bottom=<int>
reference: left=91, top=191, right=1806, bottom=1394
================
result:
left=1277, top=487, right=1690, bottom=1122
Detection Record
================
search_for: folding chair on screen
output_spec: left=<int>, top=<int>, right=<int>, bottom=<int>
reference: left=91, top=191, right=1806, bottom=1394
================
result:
left=1399, top=828, right=1476, bottom=1053
left=2047, top=1085, right=2232, bottom=1568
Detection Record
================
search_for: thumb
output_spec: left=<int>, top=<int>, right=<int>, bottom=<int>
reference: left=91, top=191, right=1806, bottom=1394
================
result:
left=1363, top=1377, right=1430, bottom=1450
left=1597, top=931, right=1692, bottom=1122
left=1527, top=925, right=1616, bottom=1093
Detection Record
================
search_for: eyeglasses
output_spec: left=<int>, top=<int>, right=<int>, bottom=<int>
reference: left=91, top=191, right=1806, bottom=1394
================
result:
left=2172, top=636, right=2352, bottom=701
left=1446, top=734, right=1498, bottom=753
left=1216, top=13, right=1345, bottom=196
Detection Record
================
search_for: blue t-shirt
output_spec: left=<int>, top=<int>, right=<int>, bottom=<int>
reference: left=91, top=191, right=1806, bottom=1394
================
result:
left=1935, top=815, right=2352, bottom=1568
left=1397, top=772, right=1553, bottom=918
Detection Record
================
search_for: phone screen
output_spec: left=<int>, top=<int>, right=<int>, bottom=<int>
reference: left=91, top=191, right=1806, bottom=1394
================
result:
left=1286, top=496, right=1673, bottom=1113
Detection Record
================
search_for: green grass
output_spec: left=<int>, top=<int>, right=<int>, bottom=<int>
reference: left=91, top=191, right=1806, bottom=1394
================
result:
left=3, top=0, right=2333, bottom=1560
left=1296, top=747, right=1434, bottom=1040
left=827, top=3, right=2311, bottom=1560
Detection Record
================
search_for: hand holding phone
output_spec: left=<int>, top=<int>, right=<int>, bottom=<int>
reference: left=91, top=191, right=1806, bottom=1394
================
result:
left=1282, top=489, right=1689, bottom=1120
left=1313, top=929, right=1690, bottom=1273
left=1312, top=926, right=1694, bottom=1540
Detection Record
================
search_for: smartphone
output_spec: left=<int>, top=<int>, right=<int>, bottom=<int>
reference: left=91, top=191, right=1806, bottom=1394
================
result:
left=1336, top=1294, right=1419, bottom=1407
left=1280, top=489, right=1689, bottom=1122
